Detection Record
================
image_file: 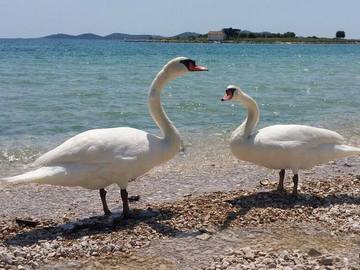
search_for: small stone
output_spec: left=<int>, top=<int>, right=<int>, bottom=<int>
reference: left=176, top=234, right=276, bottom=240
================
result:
left=319, top=256, right=334, bottom=266
left=48, top=252, right=56, bottom=258
left=294, top=265, right=305, bottom=270
left=223, top=248, right=234, bottom=255
left=203, top=227, right=217, bottom=234
left=196, top=233, right=211, bottom=241
left=100, top=245, right=113, bottom=253
left=222, top=261, right=230, bottom=268
left=280, top=250, right=290, bottom=260
left=308, top=248, right=322, bottom=257
left=13, top=251, right=27, bottom=258
left=260, top=179, right=270, bottom=186
left=30, top=261, right=39, bottom=268
left=1, top=254, right=14, bottom=265
left=80, top=241, right=88, bottom=247
left=243, top=247, right=255, bottom=260
left=268, top=262, right=277, bottom=269
left=233, top=249, right=243, bottom=255
left=262, top=258, right=273, bottom=265
left=15, top=218, right=39, bottom=227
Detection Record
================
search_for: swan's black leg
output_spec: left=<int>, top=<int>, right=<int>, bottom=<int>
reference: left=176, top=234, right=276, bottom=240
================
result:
left=292, top=174, right=299, bottom=196
left=277, top=169, right=285, bottom=192
left=99, top=188, right=112, bottom=216
left=120, top=189, right=130, bottom=218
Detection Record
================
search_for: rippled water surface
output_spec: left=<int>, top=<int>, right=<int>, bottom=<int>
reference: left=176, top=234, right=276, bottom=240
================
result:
left=0, top=39, right=359, bottom=171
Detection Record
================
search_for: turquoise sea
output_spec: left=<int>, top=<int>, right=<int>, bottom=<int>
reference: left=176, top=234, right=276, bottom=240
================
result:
left=0, top=39, right=359, bottom=171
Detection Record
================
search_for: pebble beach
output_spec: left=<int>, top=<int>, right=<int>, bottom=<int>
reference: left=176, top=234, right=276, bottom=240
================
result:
left=1, top=146, right=359, bottom=269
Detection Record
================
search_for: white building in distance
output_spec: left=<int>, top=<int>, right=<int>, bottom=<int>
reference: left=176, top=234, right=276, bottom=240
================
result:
left=207, top=31, right=225, bottom=42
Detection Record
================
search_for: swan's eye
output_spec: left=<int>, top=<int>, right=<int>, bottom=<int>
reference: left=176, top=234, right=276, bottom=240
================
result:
left=226, top=88, right=236, bottom=96
left=180, top=59, right=195, bottom=70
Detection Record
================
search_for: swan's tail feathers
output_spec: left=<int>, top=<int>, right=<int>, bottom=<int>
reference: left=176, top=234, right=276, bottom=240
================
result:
left=335, top=145, right=360, bottom=157
left=1, top=167, right=67, bottom=185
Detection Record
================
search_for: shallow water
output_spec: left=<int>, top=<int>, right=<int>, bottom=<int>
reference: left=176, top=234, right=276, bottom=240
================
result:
left=0, top=40, right=359, bottom=174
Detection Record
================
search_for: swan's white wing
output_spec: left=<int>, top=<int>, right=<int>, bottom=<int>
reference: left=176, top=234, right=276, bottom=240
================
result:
left=33, top=127, right=152, bottom=167
left=254, top=124, right=344, bottom=149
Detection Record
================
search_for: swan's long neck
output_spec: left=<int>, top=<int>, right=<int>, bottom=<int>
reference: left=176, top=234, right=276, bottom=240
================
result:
left=233, top=93, right=260, bottom=139
left=148, top=68, right=180, bottom=146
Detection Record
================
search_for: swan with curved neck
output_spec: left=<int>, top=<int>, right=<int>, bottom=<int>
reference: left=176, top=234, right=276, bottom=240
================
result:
left=1, top=57, right=208, bottom=218
left=222, top=85, right=360, bottom=195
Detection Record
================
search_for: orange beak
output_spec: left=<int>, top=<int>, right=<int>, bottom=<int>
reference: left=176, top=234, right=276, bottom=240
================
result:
left=221, top=89, right=234, bottom=101
left=188, top=63, right=208, bottom=71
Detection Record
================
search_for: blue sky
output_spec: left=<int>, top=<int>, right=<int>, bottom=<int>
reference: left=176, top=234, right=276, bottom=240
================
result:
left=0, top=0, right=359, bottom=38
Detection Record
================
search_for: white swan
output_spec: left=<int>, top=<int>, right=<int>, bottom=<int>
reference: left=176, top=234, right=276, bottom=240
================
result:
left=222, top=85, right=360, bottom=195
left=1, top=57, right=208, bottom=217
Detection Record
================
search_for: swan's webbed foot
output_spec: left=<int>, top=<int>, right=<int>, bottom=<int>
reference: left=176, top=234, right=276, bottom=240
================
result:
left=99, top=188, right=112, bottom=216
left=292, top=174, right=299, bottom=196
left=277, top=169, right=285, bottom=192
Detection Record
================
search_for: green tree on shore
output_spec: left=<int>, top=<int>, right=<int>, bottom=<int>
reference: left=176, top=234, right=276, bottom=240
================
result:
left=284, top=32, right=296, bottom=38
left=336, top=31, right=345, bottom=39
left=222, top=28, right=241, bottom=39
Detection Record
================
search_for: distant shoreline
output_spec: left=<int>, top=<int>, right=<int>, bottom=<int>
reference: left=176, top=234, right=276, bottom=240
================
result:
left=1, top=29, right=359, bottom=44
left=1, top=31, right=360, bottom=44
left=1, top=37, right=360, bottom=45
left=39, top=32, right=360, bottom=44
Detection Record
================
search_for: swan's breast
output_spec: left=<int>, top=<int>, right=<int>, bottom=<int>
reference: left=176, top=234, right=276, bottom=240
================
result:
left=229, top=133, right=300, bottom=169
